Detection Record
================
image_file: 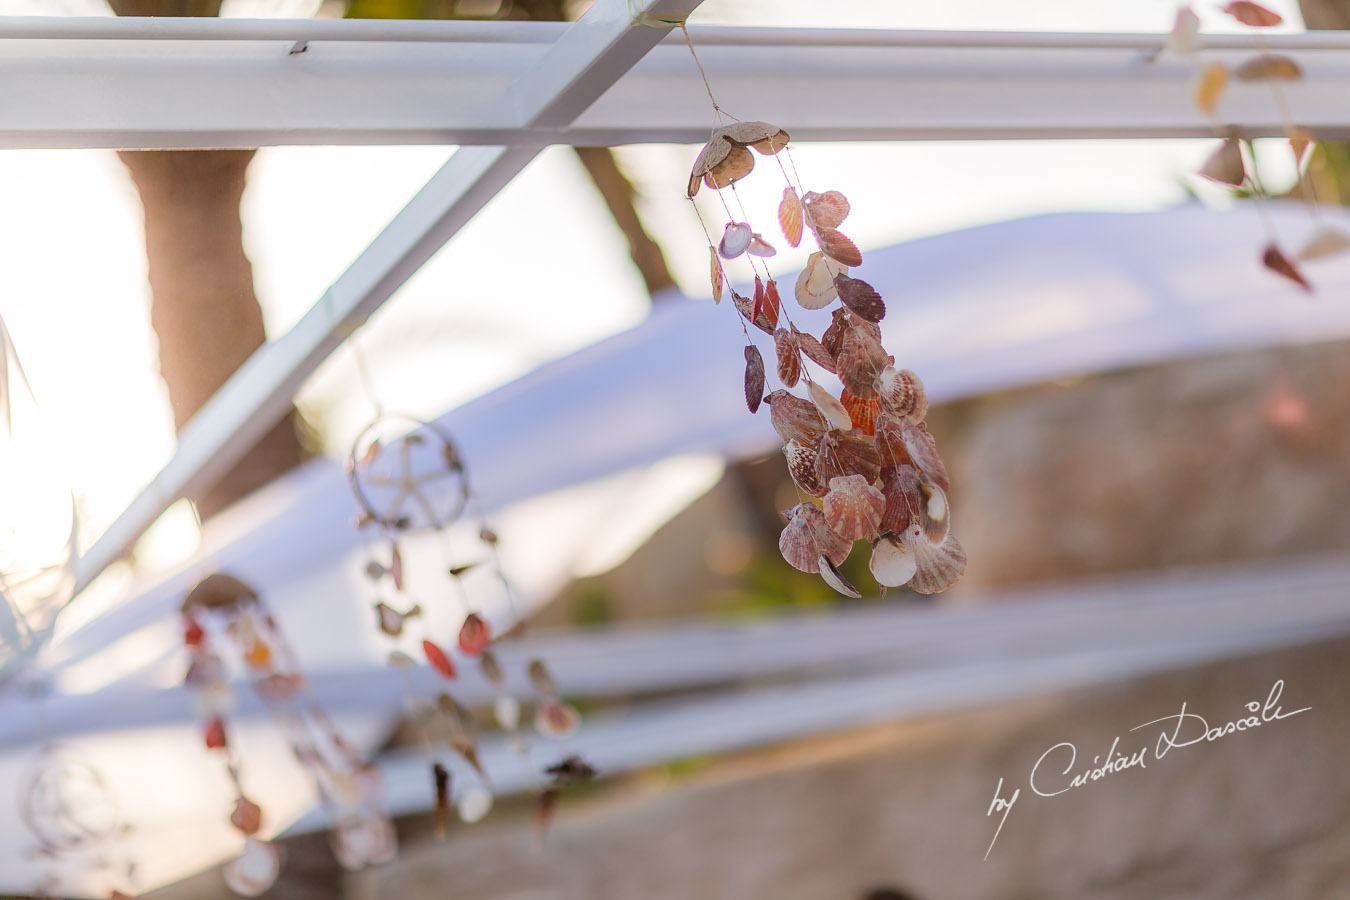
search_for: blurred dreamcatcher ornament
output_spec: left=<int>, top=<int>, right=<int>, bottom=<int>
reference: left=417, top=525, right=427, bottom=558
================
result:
left=347, top=414, right=593, bottom=844
left=182, top=573, right=395, bottom=896
left=20, top=743, right=138, bottom=899
left=0, top=314, right=78, bottom=683
left=679, top=28, right=965, bottom=597
left=1169, top=1, right=1350, bottom=290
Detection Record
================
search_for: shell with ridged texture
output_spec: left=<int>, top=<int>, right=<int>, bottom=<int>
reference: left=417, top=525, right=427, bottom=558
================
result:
left=779, top=503, right=851, bottom=573
left=823, top=474, right=885, bottom=540
left=901, top=527, right=967, bottom=595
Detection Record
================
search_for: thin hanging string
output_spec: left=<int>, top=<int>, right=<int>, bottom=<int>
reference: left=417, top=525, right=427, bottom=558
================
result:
left=680, top=23, right=735, bottom=126
left=349, top=334, right=385, bottom=419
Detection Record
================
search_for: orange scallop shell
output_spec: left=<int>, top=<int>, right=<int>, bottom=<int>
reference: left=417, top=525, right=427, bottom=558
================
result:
left=802, top=190, right=850, bottom=229
left=816, top=227, right=863, bottom=267
left=840, top=388, right=880, bottom=436
left=779, top=187, right=804, bottom=247
left=774, top=327, right=801, bottom=388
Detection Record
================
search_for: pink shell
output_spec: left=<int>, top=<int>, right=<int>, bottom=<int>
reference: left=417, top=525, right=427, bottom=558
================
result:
left=778, top=503, right=851, bottom=573
left=719, top=222, right=753, bottom=259
left=879, top=367, right=929, bottom=421
left=802, top=190, right=851, bottom=229
left=823, top=474, right=885, bottom=541
left=879, top=464, right=922, bottom=534
left=783, top=440, right=826, bottom=497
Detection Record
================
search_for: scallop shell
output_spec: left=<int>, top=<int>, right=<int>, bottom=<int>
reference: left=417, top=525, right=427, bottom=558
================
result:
left=815, top=428, right=882, bottom=485
left=816, top=227, right=863, bottom=267
left=869, top=535, right=917, bottom=587
left=719, top=221, right=753, bottom=259
left=774, top=328, right=801, bottom=388
left=458, top=612, right=491, bottom=656
left=747, top=234, right=777, bottom=257
left=733, top=289, right=774, bottom=335
left=794, top=251, right=848, bottom=309
left=762, top=279, right=782, bottom=329
left=916, top=477, right=951, bottom=544
left=744, top=344, right=766, bottom=414
left=840, top=388, right=880, bottom=435
left=802, top=190, right=851, bottom=229
left=808, top=381, right=854, bottom=431
left=223, top=839, right=282, bottom=897
left=792, top=326, right=837, bottom=374
left=821, top=307, right=850, bottom=361
left=779, top=187, right=804, bottom=247
left=836, top=322, right=888, bottom=400
left=823, top=474, right=885, bottom=540
left=709, top=246, right=723, bottom=303
left=902, top=527, right=967, bottom=595
left=767, top=389, right=829, bottom=445
left=457, top=785, right=494, bottom=824
left=784, top=439, right=826, bottom=496
left=231, top=797, right=263, bottom=836
left=1234, top=54, right=1301, bottom=81
left=879, top=464, right=922, bottom=534
left=834, top=273, right=885, bottom=323
left=819, top=554, right=863, bottom=599
left=722, top=120, right=791, bottom=154
left=878, top=368, right=928, bottom=421
left=528, top=658, right=556, bottom=695
left=535, top=698, right=581, bottom=739
left=897, top=417, right=949, bottom=491
left=1198, top=138, right=1245, bottom=187
left=778, top=502, right=851, bottom=573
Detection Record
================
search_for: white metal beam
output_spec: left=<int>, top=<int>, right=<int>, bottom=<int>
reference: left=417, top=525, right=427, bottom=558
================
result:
left=72, top=0, right=705, bottom=593
left=4, top=26, right=1350, bottom=149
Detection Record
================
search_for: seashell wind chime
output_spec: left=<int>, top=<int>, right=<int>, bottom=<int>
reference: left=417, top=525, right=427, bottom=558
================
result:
left=182, top=573, right=395, bottom=896
left=1172, top=1, right=1350, bottom=289
left=347, top=415, right=592, bottom=844
left=681, top=29, right=965, bottom=598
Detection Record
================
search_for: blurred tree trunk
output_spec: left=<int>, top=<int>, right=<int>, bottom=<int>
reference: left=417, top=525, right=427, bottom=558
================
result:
left=110, top=0, right=309, bottom=522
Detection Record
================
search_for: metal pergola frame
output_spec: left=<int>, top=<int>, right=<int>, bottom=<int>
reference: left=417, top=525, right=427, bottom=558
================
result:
left=10, top=5, right=1337, bottom=595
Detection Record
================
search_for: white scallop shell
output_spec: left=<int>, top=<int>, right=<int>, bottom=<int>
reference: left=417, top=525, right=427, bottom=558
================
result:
left=869, top=535, right=917, bottom=587
left=719, top=221, right=753, bottom=259
left=223, top=839, right=282, bottom=897
left=794, top=251, right=848, bottom=309
left=808, top=381, right=854, bottom=431
left=819, top=554, right=862, bottom=599
left=457, top=785, right=494, bottom=824
left=901, top=527, right=967, bottom=595
left=494, top=694, right=521, bottom=731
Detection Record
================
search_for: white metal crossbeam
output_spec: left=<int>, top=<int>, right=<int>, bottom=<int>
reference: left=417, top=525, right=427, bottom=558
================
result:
left=71, top=0, right=705, bottom=593
left=3, top=25, right=1350, bottom=149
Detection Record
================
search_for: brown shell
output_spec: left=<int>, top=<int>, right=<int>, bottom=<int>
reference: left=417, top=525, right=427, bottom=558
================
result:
left=528, top=658, right=556, bottom=695
left=836, top=321, right=888, bottom=400
left=834, top=274, right=885, bottom=323
left=721, top=120, right=790, bottom=153
left=879, top=367, right=928, bottom=421
left=744, top=344, right=766, bottom=414
left=899, top=417, right=950, bottom=491
left=819, top=554, right=863, bottom=599
left=1263, top=242, right=1312, bottom=292
left=778, top=187, right=804, bottom=247
left=902, top=527, right=967, bottom=595
left=689, top=136, right=754, bottom=196
left=767, top=389, right=829, bottom=446
left=1198, top=138, right=1245, bottom=187
left=1234, top=55, right=1302, bottom=81
left=823, top=474, right=885, bottom=541
left=779, top=502, right=850, bottom=573
left=815, top=428, right=882, bottom=485
left=840, top=388, right=880, bottom=436
left=802, top=190, right=850, bottom=229
left=879, top=464, right=922, bottom=534
left=774, top=328, right=801, bottom=388
left=732, top=290, right=774, bottom=335
left=793, top=326, right=837, bottom=374
left=916, top=476, right=951, bottom=544
left=821, top=307, right=851, bottom=361
left=794, top=251, right=848, bottom=310
left=709, top=246, right=723, bottom=304
left=816, top=228, right=863, bottom=267
left=783, top=439, right=826, bottom=497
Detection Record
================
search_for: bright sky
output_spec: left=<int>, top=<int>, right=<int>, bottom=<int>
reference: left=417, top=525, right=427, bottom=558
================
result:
left=0, top=0, right=1311, bottom=561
